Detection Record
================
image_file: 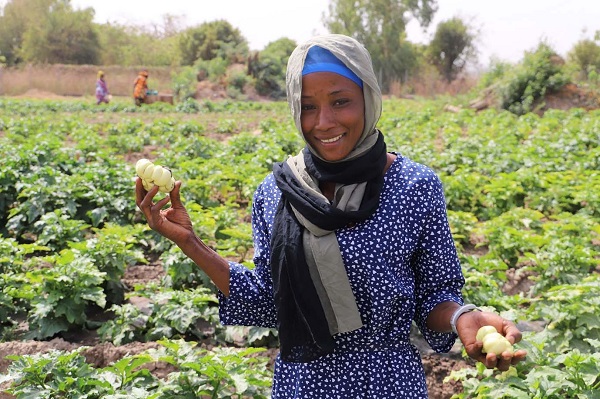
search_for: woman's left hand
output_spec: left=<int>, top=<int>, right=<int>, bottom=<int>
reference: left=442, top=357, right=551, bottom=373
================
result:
left=456, top=310, right=528, bottom=371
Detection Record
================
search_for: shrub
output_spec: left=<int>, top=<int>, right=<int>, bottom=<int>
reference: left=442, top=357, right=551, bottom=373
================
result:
left=171, top=66, right=197, bottom=101
left=496, top=42, right=569, bottom=115
left=250, top=38, right=297, bottom=99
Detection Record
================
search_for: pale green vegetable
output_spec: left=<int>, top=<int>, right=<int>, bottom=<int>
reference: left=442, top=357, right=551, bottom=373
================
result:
left=476, top=325, right=498, bottom=342
left=135, top=158, right=176, bottom=193
left=481, top=331, right=514, bottom=355
left=135, top=158, right=152, bottom=176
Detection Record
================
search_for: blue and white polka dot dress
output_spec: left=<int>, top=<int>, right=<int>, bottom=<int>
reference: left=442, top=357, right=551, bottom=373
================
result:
left=219, top=155, right=465, bottom=398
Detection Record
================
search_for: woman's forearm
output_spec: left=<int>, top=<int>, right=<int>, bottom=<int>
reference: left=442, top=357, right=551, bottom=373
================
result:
left=426, top=301, right=461, bottom=332
left=177, top=233, right=231, bottom=296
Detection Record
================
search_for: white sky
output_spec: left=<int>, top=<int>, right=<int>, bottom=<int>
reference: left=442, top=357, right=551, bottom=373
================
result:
left=4, top=0, right=598, bottom=67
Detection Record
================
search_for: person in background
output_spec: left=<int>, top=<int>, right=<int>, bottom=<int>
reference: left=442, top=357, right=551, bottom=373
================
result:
left=133, top=70, right=149, bottom=106
left=95, top=71, right=110, bottom=105
left=135, top=34, right=527, bottom=398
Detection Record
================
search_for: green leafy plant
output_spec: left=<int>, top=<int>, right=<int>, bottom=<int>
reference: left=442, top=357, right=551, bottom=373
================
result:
left=1, top=350, right=113, bottom=398
left=447, top=330, right=600, bottom=398
left=151, top=339, right=272, bottom=398
left=69, top=223, right=147, bottom=304
left=98, top=287, right=220, bottom=345
left=26, top=250, right=107, bottom=339
left=496, top=42, right=570, bottom=115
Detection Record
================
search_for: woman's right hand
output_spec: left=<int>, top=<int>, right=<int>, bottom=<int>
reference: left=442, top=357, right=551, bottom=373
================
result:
left=135, top=177, right=194, bottom=244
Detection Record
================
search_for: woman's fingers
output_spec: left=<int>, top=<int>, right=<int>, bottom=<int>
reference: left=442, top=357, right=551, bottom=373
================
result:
left=152, top=195, right=172, bottom=215
left=511, top=349, right=528, bottom=364
left=134, top=177, right=147, bottom=208
left=135, top=178, right=161, bottom=220
left=502, top=321, right=523, bottom=345
left=169, top=181, right=183, bottom=207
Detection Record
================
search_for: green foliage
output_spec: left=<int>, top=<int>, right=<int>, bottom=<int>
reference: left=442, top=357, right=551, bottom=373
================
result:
left=475, top=208, right=548, bottom=267
left=2, top=349, right=115, bottom=398
left=151, top=340, right=272, bottom=398
left=1, top=138, right=137, bottom=238
left=225, top=68, right=253, bottom=99
left=448, top=329, right=600, bottom=398
left=26, top=250, right=107, bottom=339
left=446, top=210, right=478, bottom=249
left=69, top=223, right=148, bottom=305
left=98, top=287, right=220, bottom=345
left=325, top=0, right=437, bottom=91
left=460, top=254, right=514, bottom=310
left=0, top=1, right=182, bottom=67
left=33, top=209, right=90, bottom=251
left=527, top=276, right=600, bottom=354
left=19, top=0, right=100, bottom=64
left=195, top=56, right=229, bottom=83
left=0, top=97, right=599, bottom=398
left=0, top=0, right=54, bottom=65
left=179, top=20, right=248, bottom=66
left=0, top=239, right=45, bottom=334
left=96, top=18, right=182, bottom=67
left=160, top=245, right=215, bottom=291
left=175, top=97, right=201, bottom=113
left=250, top=38, right=297, bottom=98
left=568, top=38, right=600, bottom=78
left=477, top=58, right=513, bottom=90
left=0, top=340, right=273, bottom=398
left=427, top=17, right=477, bottom=82
left=171, top=66, right=198, bottom=101
left=493, top=42, right=570, bottom=115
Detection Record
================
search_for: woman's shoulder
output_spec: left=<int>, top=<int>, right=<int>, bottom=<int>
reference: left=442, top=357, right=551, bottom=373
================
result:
left=254, top=172, right=280, bottom=201
left=383, top=154, right=445, bottom=207
left=387, top=153, right=440, bottom=183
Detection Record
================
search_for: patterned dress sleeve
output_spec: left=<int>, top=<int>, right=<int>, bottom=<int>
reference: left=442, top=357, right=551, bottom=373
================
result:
left=411, top=170, right=465, bottom=353
left=218, top=179, right=278, bottom=328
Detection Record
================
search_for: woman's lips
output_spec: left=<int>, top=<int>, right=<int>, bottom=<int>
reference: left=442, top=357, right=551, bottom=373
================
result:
left=320, top=133, right=344, bottom=144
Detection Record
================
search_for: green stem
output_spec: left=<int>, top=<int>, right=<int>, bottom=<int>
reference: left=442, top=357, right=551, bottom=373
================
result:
left=211, top=380, right=221, bottom=399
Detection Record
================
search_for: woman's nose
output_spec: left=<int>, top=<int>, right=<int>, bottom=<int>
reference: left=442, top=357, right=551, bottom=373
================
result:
left=315, top=107, right=336, bottom=130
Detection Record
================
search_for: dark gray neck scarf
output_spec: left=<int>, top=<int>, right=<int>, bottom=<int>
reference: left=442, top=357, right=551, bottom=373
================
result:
left=271, top=131, right=387, bottom=363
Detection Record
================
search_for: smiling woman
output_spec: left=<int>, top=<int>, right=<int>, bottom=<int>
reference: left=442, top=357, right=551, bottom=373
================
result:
left=135, top=33, right=527, bottom=398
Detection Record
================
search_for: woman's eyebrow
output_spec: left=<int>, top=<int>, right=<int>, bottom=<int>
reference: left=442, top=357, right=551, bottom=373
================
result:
left=301, top=89, right=348, bottom=99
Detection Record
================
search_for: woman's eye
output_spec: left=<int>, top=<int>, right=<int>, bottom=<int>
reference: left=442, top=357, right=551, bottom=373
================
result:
left=333, top=98, right=350, bottom=106
left=301, top=104, right=316, bottom=111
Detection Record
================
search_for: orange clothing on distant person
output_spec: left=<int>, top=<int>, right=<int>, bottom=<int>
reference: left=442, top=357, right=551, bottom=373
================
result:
left=133, top=71, right=149, bottom=100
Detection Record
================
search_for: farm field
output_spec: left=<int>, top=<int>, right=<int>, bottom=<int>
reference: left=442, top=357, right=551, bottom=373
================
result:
left=0, top=95, right=598, bottom=398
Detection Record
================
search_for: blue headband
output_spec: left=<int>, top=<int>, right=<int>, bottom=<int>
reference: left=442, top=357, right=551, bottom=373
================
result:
left=302, top=46, right=363, bottom=89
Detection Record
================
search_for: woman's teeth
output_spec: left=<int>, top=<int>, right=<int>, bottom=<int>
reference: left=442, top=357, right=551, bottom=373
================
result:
left=321, top=134, right=343, bottom=143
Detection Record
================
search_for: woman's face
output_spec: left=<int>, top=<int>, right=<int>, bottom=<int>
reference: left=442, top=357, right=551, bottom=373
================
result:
left=300, top=72, right=365, bottom=162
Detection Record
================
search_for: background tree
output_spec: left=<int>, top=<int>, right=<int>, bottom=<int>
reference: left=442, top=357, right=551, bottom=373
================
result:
left=427, top=17, right=477, bottom=82
left=96, top=16, right=182, bottom=67
left=250, top=37, right=297, bottom=98
left=0, top=0, right=55, bottom=65
left=179, top=20, right=248, bottom=66
left=20, top=0, right=100, bottom=64
left=568, top=32, right=600, bottom=79
left=496, top=42, right=569, bottom=115
left=324, top=0, right=438, bottom=92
